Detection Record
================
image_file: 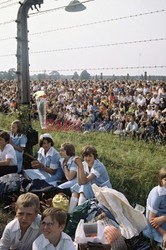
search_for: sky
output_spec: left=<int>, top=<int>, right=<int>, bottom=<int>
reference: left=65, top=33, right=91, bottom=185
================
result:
left=0, top=0, right=166, bottom=76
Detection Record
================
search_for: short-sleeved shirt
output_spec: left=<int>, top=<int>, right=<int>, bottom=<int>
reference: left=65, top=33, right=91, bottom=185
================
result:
left=83, top=159, right=111, bottom=188
left=32, top=232, right=76, bottom=250
left=0, top=215, right=41, bottom=250
left=143, top=185, right=166, bottom=243
left=38, top=147, right=60, bottom=170
left=10, top=133, right=27, bottom=172
left=146, top=185, right=166, bottom=217
left=60, top=156, right=77, bottom=173
left=0, top=144, right=17, bottom=166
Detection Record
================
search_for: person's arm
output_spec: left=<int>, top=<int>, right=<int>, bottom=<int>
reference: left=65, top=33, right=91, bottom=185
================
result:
left=74, top=157, right=95, bottom=185
left=10, top=142, right=25, bottom=153
left=0, top=158, right=11, bottom=166
left=31, top=160, right=55, bottom=175
left=63, top=166, right=76, bottom=181
left=149, top=211, right=166, bottom=247
left=10, top=135, right=27, bottom=153
left=150, top=214, right=166, bottom=228
left=0, top=226, right=13, bottom=250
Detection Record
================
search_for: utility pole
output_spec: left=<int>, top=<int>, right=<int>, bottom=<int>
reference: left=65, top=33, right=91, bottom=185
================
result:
left=16, top=0, right=43, bottom=153
left=16, top=0, right=43, bottom=105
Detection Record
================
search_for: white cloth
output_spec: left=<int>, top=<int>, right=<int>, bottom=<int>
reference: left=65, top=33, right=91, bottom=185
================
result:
left=92, top=184, right=147, bottom=239
left=0, top=144, right=17, bottom=166
left=33, top=232, right=76, bottom=250
left=0, top=215, right=41, bottom=250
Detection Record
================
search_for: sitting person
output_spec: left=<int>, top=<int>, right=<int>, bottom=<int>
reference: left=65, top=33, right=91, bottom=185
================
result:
left=68, top=145, right=112, bottom=214
left=10, top=120, right=27, bottom=173
left=0, top=192, right=41, bottom=250
left=58, top=143, right=77, bottom=189
left=143, top=167, right=166, bottom=249
left=24, top=133, right=64, bottom=185
left=32, top=207, right=75, bottom=250
left=0, top=131, right=17, bottom=176
left=125, top=115, right=138, bottom=138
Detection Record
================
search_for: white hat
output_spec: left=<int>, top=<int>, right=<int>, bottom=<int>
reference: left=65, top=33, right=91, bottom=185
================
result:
left=40, top=133, right=53, bottom=140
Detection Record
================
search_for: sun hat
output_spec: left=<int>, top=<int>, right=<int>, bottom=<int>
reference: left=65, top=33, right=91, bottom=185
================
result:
left=40, top=133, right=53, bottom=140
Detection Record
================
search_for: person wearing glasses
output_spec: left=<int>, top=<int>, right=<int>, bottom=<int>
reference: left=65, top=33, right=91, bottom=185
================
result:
left=33, top=207, right=75, bottom=250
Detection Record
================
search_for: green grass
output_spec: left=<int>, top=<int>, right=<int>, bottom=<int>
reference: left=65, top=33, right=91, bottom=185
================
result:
left=0, top=113, right=166, bottom=248
left=1, top=112, right=166, bottom=206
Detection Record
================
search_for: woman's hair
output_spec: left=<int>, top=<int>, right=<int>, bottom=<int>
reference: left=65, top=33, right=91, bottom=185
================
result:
left=0, top=131, right=10, bottom=143
left=158, top=167, right=166, bottom=186
left=11, top=120, right=22, bottom=134
left=15, top=192, right=40, bottom=213
left=61, top=143, right=75, bottom=156
left=39, top=137, right=54, bottom=147
left=42, top=207, right=67, bottom=226
left=82, top=145, right=98, bottom=159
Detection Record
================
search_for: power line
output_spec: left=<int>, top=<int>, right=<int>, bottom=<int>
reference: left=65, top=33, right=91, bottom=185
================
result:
left=0, top=19, right=15, bottom=26
left=29, top=0, right=94, bottom=16
left=0, top=8, right=165, bottom=39
left=29, top=9, right=166, bottom=36
left=0, top=7, right=165, bottom=28
left=0, top=0, right=16, bottom=6
left=30, top=65, right=166, bottom=73
left=30, top=38, right=166, bottom=54
left=0, top=37, right=165, bottom=57
left=0, top=1, right=18, bottom=9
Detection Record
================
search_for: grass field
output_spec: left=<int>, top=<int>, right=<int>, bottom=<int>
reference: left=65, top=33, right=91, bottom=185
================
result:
left=0, top=113, right=165, bottom=248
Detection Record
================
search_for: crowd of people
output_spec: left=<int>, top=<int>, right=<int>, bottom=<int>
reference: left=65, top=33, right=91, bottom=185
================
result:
left=0, top=78, right=166, bottom=143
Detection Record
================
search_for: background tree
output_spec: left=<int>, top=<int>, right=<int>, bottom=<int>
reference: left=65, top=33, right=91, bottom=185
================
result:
left=80, top=70, right=91, bottom=80
left=49, top=70, right=60, bottom=80
left=7, top=68, right=16, bottom=80
left=72, top=71, right=79, bottom=80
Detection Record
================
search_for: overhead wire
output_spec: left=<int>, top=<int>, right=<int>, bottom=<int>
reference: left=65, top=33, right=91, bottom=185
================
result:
left=0, top=37, right=165, bottom=57
left=30, top=38, right=166, bottom=54
left=0, top=0, right=16, bottom=6
left=0, top=8, right=165, bottom=40
left=30, top=65, right=166, bottom=73
left=28, top=0, right=94, bottom=16
left=0, top=1, right=18, bottom=9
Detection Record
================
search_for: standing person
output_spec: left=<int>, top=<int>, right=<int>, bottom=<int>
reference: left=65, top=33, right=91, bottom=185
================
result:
left=0, top=192, right=41, bottom=250
left=32, top=207, right=75, bottom=250
left=24, top=133, right=64, bottom=185
left=58, top=143, right=77, bottom=189
left=10, top=120, right=27, bottom=173
left=0, top=131, right=17, bottom=176
left=143, top=167, right=166, bottom=249
left=68, top=145, right=112, bottom=214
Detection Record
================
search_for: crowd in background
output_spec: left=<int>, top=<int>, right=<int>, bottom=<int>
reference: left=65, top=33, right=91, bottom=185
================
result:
left=0, top=78, right=166, bottom=142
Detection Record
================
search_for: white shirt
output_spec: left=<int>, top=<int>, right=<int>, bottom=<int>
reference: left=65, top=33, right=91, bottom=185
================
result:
left=0, top=215, right=41, bottom=250
left=0, top=144, right=17, bottom=166
left=33, top=232, right=76, bottom=250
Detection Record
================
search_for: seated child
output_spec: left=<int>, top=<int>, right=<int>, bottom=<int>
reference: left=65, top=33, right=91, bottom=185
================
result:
left=0, top=131, right=17, bottom=176
left=33, top=207, right=75, bottom=250
left=0, top=192, right=41, bottom=250
left=143, top=167, right=166, bottom=248
left=58, top=143, right=77, bottom=189
left=68, top=145, right=112, bottom=214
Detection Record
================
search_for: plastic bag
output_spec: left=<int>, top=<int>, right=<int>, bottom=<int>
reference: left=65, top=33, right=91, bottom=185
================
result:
left=75, top=219, right=106, bottom=244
